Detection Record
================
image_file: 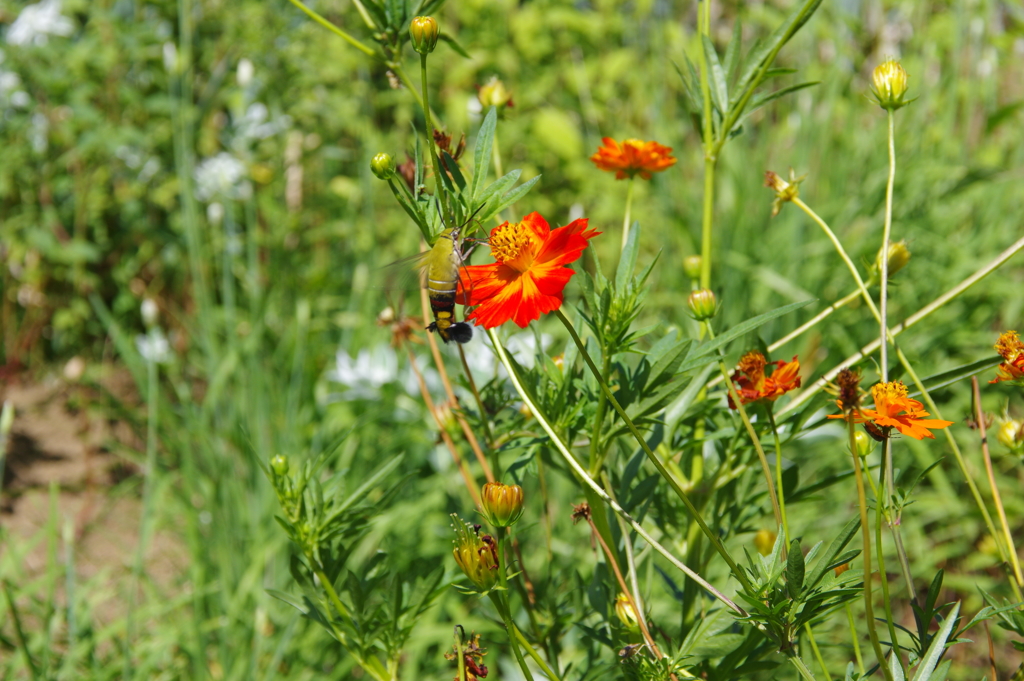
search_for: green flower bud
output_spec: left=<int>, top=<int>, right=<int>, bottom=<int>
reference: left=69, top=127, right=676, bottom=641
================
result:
left=871, top=58, right=910, bottom=111
left=683, top=255, right=702, bottom=281
left=687, top=289, right=718, bottom=321
left=410, top=16, right=439, bottom=55
left=614, top=593, right=640, bottom=631
left=370, top=152, right=396, bottom=181
left=853, top=430, right=875, bottom=458
left=270, top=454, right=289, bottom=476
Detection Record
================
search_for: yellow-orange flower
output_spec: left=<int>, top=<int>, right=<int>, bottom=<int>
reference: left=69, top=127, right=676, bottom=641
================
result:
left=590, top=137, right=677, bottom=180
left=827, top=380, right=954, bottom=441
left=990, top=330, right=1024, bottom=384
left=728, top=351, right=801, bottom=408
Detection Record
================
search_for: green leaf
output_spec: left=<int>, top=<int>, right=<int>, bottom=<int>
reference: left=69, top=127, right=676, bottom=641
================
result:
left=487, top=174, right=540, bottom=218
left=615, top=221, right=641, bottom=292
left=442, top=151, right=467, bottom=190
left=890, top=649, right=906, bottom=681
left=439, top=33, right=470, bottom=58
left=702, top=35, right=728, bottom=116
left=745, top=81, right=820, bottom=116
left=732, top=0, right=823, bottom=112
left=722, top=20, right=742, bottom=96
left=471, top=107, right=497, bottom=201
left=908, top=356, right=1004, bottom=397
left=912, top=601, right=960, bottom=681
left=786, top=539, right=805, bottom=597
left=804, top=515, right=860, bottom=592
left=476, top=169, right=520, bottom=211
left=676, top=299, right=815, bottom=374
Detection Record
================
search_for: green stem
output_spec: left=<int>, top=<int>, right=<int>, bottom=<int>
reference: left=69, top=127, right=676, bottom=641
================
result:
left=875, top=441, right=906, bottom=677
left=512, top=623, right=562, bottom=680
left=285, top=0, right=377, bottom=56
left=312, top=567, right=390, bottom=681
left=765, top=407, right=790, bottom=545
left=420, top=53, right=451, bottom=221
left=494, top=529, right=535, bottom=681
left=845, top=603, right=866, bottom=676
left=697, top=0, right=716, bottom=291
left=485, top=326, right=748, bottom=613
left=880, top=110, right=895, bottom=384
left=786, top=648, right=819, bottom=681
left=803, top=623, right=831, bottom=681
left=621, top=177, right=635, bottom=253
left=848, top=420, right=893, bottom=681
left=552, top=310, right=752, bottom=592
left=704, top=326, right=783, bottom=532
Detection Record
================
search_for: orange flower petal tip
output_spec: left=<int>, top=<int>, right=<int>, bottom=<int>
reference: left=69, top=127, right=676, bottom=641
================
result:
left=590, top=137, right=677, bottom=180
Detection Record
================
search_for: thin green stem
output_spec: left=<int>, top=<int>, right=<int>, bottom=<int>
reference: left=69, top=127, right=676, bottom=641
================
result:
left=704, top=326, right=782, bottom=532
left=875, top=441, right=906, bottom=678
left=697, top=0, right=716, bottom=291
left=786, top=648, right=819, bottom=681
left=552, top=310, right=753, bottom=591
left=765, top=408, right=790, bottom=545
left=420, top=53, right=451, bottom=220
left=880, top=110, right=895, bottom=384
left=972, top=377, right=1024, bottom=587
left=285, top=0, right=377, bottom=56
left=804, top=623, right=831, bottom=681
left=512, top=623, right=562, bottom=680
left=494, top=529, right=535, bottom=681
left=4, top=581, right=42, bottom=681
left=845, top=603, right=866, bottom=676
left=485, top=326, right=749, bottom=613
left=621, top=177, right=635, bottom=253
left=848, top=420, right=893, bottom=681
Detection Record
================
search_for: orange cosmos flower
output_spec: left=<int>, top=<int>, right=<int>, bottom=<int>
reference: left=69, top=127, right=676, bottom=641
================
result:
left=456, top=212, right=600, bottom=329
left=728, top=351, right=802, bottom=408
left=590, top=137, right=677, bottom=180
left=827, top=380, right=954, bottom=441
left=990, top=330, right=1024, bottom=384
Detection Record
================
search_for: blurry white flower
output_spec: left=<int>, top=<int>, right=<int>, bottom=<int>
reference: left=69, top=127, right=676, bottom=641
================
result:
left=237, top=58, right=254, bottom=87
left=30, top=112, right=48, bottom=152
left=466, top=95, right=483, bottom=122
left=7, top=0, right=74, bottom=46
left=194, top=152, right=251, bottom=201
left=233, top=103, right=291, bottom=145
left=140, top=298, right=159, bottom=327
left=162, top=41, right=178, bottom=72
left=328, top=346, right=400, bottom=400
left=136, top=329, right=171, bottom=364
left=207, top=201, right=224, bottom=225
left=0, top=68, right=29, bottom=109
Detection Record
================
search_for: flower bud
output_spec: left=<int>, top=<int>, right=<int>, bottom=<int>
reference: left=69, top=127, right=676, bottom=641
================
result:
left=477, top=76, right=513, bottom=110
left=481, top=482, right=524, bottom=527
left=370, top=152, right=396, bottom=181
left=683, top=255, right=702, bottom=281
left=876, top=240, right=911, bottom=278
left=410, top=16, right=439, bottom=55
left=614, top=593, right=640, bottom=631
left=853, top=430, right=875, bottom=458
left=871, top=59, right=910, bottom=111
left=996, top=418, right=1024, bottom=452
left=451, top=515, right=500, bottom=591
left=687, top=289, right=718, bottom=321
left=754, top=528, right=776, bottom=557
left=270, top=454, right=289, bottom=476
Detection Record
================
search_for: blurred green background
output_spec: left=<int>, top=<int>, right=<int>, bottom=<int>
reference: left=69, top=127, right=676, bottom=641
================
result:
left=1, top=0, right=1023, bottom=678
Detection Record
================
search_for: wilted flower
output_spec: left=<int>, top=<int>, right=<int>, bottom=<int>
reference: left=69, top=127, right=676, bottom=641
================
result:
left=765, top=169, right=804, bottom=217
left=990, top=331, right=1024, bottom=385
left=828, top=380, right=954, bottom=441
left=6, top=0, right=74, bottom=46
left=451, top=515, right=500, bottom=591
left=480, top=482, right=524, bottom=527
left=996, top=418, right=1023, bottom=453
left=728, top=351, right=801, bottom=408
left=590, top=138, right=677, bottom=180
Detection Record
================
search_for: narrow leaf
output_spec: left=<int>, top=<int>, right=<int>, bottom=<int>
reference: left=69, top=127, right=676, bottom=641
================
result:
left=471, top=107, right=497, bottom=201
left=615, top=222, right=641, bottom=292
left=702, top=35, right=729, bottom=115
left=912, top=602, right=960, bottom=681
left=439, top=33, right=470, bottom=58
left=908, top=357, right=1004, bottom=397
left=786, top=539, right=805, bottom=597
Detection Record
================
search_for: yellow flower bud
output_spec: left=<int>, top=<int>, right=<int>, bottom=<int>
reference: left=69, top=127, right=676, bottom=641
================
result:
left=834, top=562, right=851, bottom=577
left=370, top=152, right=396, bottom=180
left=871, top=59, right=910, bottom=111
left=683, top=255, right=702, bottom=281
left=754, top=529, right=776, bottom=556
left=410, top=16, right=439, bottom=55
left=451, top=515, right=500, bottom=591
left=996, top=418, right=1024, bottom=453
left=481, top=482, right=524, bottom=527
left=687, top=289, right=718, bottom=322
left=876, top=240, right=911, bottom=278
left=477, top=76, right=513, bottom=110
left=614, top=593, right=640, bottom=631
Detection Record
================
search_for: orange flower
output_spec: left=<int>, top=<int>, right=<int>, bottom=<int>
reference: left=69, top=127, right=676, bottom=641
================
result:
left=456, top=212, right=600, bottom=329
left=590, top=137, right=677, bottom=180
left=728, top=351, right=801, bottom=408
left=827, top=380, right=954, bottom=441
left=990, top=330, right=1024, bottom=384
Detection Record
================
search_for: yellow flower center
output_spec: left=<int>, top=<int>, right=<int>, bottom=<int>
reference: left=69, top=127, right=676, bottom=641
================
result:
left=871, top=380, right=908, bottom=411
left=489, top=220, right=534, bottom=271
left=995, top=330, right=1023, bottom=361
